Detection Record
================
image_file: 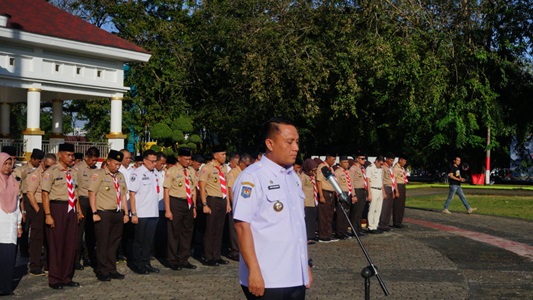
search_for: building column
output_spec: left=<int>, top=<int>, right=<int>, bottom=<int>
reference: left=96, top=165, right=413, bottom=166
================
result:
left=22, top=87, right=44, bottom=160
left=49, top=99, right=65, bottom=153
left=0, top=102, right=10, bottom=138
left=105, top=95, right=126, bottom=151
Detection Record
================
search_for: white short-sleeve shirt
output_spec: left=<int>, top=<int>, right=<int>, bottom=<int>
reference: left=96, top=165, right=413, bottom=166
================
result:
left=128, top=165, right=159, bottom=218
left=232, top=156, right=309, bottom=288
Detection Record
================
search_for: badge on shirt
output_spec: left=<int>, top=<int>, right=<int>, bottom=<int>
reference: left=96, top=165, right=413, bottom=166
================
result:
left=91, top=173, right=99, bottom=181
left=268, top=184, right=280, bottom=190
left=241, top=186, right=252, bottom=198
left=273, top=201, right=283, bottom=212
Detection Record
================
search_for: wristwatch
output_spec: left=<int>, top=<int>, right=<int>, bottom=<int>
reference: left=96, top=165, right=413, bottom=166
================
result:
left=202, top=202, right=208, bottom=206
left=92, top=211, right=98, bottom=215
left=131, top=212, right=137, bottom=216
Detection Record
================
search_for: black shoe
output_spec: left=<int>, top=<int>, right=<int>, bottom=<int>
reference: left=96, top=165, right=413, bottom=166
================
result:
left=83, top=259, right=91, bottom=267
left=336, top=234, right=348, bottom=240
left=97, top=275, right=111, bottom=281
left=355, top=232, right=367, bottom=237
left=109, top=272, right=125, bottom=279
left=227, top=252, right=240, bottom=261
left=130, top=266, right=149, bottom=274
left=74, top=263, right=84, bottom=270
left=203, top=260, right=219, bottom=267
left=215, top=258, right=229, bottom=265
left=379, top=227, right=391, bottom=232
left=181, top=262, right=197, bottom=269
left=30, top=270, right=46, bottom=277
left=368, top=229, right=383, bottom=234
left=64, top=281, right=80, bottom=287
left=145, top=265, right=160, bottom=273
left=169, top=264, right=182, bottom=271
left=392, top=224, right=406, bottom=228
left=49, top=283, right=63, bottom=290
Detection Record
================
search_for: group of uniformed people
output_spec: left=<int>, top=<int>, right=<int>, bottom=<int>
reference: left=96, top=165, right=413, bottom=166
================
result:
left=296, top=151, right=409, bottom=243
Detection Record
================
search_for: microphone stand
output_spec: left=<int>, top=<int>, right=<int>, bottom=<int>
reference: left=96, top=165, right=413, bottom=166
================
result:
left=338, top=192, right=390, bottom=299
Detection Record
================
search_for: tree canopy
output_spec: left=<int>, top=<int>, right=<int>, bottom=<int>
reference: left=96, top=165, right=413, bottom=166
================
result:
left=54, top=0, right=533, bottom=170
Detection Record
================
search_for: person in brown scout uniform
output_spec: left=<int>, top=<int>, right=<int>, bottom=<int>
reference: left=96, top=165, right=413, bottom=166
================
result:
left=226, top=153, right=253, bottom=261
left=164, top=148, right=197, bottom=270
left=89, top=150, right=129, bottom=281
left=41, top=143, right=82, bottom=289
left=199, top=145, right=230, bottom=266
left=298, top=158, right=319, bottom=243
left=316, top=153, right=338, bottom=243
left=26, top=153, right=56, bottom=276
left=379, top=152, right=399, bottom=232
left=72, top=147, right=100, bottom=270
left=348, top=151, right=368, bottom=236
left=333, top=156, right=355, bottom=240
left=392, top=154, right=408, bottom=228
left=14, top=148, right=45, bottom=258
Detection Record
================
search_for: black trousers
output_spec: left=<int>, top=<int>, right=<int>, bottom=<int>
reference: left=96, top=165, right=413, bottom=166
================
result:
left=204, top=196, right=227, bottom=261
left=95, top=211, right=123, bottom=276
left=393, top=184, right=406, bottom=226
left=167, top=197, right=194, bottom=265
left=353, top=188, right=367, bottom=233
left=379, top=186, right=394, bottom=230
left=335, top=199, right=350, bottom=236
left=154, top=210, right=167, bottom=259
left=317, top=190, right=335, bottom=239
left=46, top=201, right=78, bottom=285
left=75, top=196, right=95, bottom=264
left=17, top=194, right=30, bottom=257
left=241, top=285, right=305, bottom=300
left=28, top=203, right=47, bottom=273
left=304, top=206, right=317, bottom=240
left=132, top=217, right=158, bottom=268
left=0, top=243, right=17, bottom=295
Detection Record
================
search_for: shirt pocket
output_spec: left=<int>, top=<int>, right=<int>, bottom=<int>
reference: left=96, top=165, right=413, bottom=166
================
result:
left=265, top=189, right=287, bottom=219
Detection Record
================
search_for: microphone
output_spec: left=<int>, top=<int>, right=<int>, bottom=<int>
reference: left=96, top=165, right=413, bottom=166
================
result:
left=321, top=166, right=349, bottom=203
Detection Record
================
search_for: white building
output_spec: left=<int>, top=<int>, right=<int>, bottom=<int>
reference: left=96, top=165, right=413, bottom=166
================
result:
left=0, top=0, right=151, bottom=159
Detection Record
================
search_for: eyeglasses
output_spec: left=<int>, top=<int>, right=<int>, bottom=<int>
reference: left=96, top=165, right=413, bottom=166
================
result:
left=144, top=159, right=157, bottom=163
left=358, top=157, right=366, bottom=160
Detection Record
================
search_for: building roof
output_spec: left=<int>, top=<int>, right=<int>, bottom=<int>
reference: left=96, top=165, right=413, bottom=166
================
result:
left=0, top=0, right=149, bottom=54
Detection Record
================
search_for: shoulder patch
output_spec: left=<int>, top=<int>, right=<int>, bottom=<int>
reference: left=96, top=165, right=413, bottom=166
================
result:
left=43, top=173, right=50, bottom=181
left=240, top=186, right=252, bottom=198
left=91, top=173, right=99, bottom=181
left=241, top=181, right=255, bottom=187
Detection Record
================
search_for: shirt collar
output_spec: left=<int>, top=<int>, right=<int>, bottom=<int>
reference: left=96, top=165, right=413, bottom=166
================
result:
left=261, top=155, right=294, bottom=177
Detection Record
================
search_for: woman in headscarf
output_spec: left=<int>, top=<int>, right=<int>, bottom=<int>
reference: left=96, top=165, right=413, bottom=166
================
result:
left=298, top=158, right=319, bottom=244
left=0, top=152, right=22, bottom=296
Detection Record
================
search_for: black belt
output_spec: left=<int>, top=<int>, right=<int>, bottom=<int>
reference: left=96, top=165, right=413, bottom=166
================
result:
left=323, top=190, right=335, bottom=194
left=50, top=200, right=69, bottom=204
left=207, top=196, right=224, bottom=200
left=170, top=196, right=187, bottom=201
left=98, top=209, right=123, bottom=214
left=371, top=187, right=382, bottom=190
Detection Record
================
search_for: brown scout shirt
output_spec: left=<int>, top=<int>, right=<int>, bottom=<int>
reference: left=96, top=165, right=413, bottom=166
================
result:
left=393, top=163, right=406, bottom=184
left=334, top=167, right=352, bottom=194
left=199, top=162, right=227, bottom=198
left=298, top=172, right=316, bottom=208
left=26, top=165, right=46, bottom=203
left=72, top=160, right=98, bottom=197
left=349, top=164, right=366, bottom=189
left=41, top=163, right=76, bottom=201
left=316, top=162, right=334, bottom=192
left=88, top=167, right=127, bottom=211
left=382, top=163, right=393, bottom=187
left=226, top=166, right=242, bottom=189
left=14, top=163, right=38, bottom=194
left=163, top=164, right=197, bottom=199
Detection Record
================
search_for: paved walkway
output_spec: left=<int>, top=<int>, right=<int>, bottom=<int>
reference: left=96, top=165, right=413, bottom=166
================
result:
left=10, top=189, right=533, bottom=299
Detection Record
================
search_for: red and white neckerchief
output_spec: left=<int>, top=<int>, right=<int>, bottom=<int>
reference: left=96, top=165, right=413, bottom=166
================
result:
left=403, top=167, right=409, bottom=184
left=310, top=175, right=318, bottom=206
left=214, top=165, right=227, bottom=199
left=183, top=168, right=192, bottom=208
left=155, top=173, right=160, bottom=194
left=110, top=173, right=121, bottom=211
left=65, top=170, right=76, bottom=212
left=385, top=162, right=397, bottom=191
left=342, top=169, right=352, bottom=196
left=360, top=166, right=368, bottom=190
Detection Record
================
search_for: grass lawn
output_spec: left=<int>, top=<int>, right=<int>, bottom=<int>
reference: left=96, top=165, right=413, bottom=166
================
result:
left=406, top=194, right=533, bottom=221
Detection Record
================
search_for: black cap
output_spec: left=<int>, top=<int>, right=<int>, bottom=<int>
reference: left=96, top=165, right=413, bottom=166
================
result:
left=192, top=154, right=205, bottom=163
left=325, top=152, right=336, bottom=158
left=178, top=147, right=192, bottom=157
left=340, top=155, right=350, bottom=161
left=74, top=152, right=84, bottom=160
left=134, top=155, right=142, bottom=162
left=31, top=149, right=45, bottom=159
left=58, top=143, right=75, bottom=152
left=2, top=146, right=16, bottom=157
left=166, top=155, right=178, bottom=165
left=212, top=144, right=226, bottom=153
left=398, top=153, right=408, bottom=160
left=355, top=150, right=366, bottom=158
left=385, top=152, right=395, bottom=159
left=108, top=150, right=123, bottom=162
